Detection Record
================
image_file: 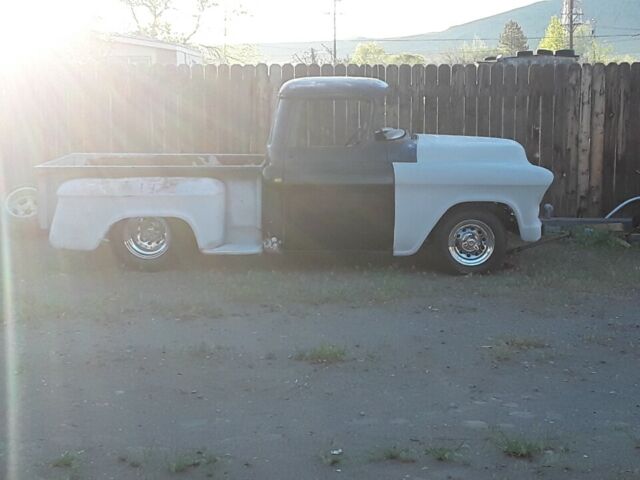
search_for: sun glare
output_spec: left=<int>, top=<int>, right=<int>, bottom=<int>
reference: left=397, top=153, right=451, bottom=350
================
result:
left=0, top=0, right=89, bottom=65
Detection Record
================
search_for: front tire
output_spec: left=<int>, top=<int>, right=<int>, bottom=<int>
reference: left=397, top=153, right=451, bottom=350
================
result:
left=432, top=208, right=507, bottom=274
left=111, top=217, right=176, bottom=271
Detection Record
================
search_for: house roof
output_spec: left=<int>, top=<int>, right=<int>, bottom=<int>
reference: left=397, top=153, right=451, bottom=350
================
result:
left=102, top=33, right=203, bottom=57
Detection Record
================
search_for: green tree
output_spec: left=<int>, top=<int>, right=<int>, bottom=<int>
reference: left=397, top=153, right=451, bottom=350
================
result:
left=443, top=37, right=496, bottom=64
left=201, top=43, right=260, bottom=64
left=538, top=16, right=568, bottom=51
left=120, top=0, right=219, bottom=44
left=572, top=24, right=619, bottom=63
left=497, top=20, right=528, bottom=56
left=351, top=42, right=425, bottom=65
left=351, top=42, right=388, bottom=65
left=388, top=53, right=426, bottom=65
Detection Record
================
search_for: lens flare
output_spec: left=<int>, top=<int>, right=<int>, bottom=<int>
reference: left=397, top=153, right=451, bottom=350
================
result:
left=1, top=157, right=19, bottom=479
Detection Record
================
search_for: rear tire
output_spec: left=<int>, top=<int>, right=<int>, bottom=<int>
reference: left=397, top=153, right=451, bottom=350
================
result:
left=111, top=217, right=187, bottom=271
left=431, top=208, right=507, bottom=274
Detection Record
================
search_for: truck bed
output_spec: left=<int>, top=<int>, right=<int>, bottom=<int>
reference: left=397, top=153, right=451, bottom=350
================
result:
left=36, top=153, right=265, bottom=231
left=39, top=152, right=264, bottom=168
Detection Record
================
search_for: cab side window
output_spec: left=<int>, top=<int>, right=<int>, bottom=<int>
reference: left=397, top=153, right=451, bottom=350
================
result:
left=290, top=98, right=372, bottom=148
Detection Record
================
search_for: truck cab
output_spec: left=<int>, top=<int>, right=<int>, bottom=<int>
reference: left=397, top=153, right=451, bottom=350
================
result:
left=263, top=76, right=415, bottom=252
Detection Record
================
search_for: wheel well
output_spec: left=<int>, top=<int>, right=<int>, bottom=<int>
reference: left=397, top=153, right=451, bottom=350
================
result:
left=424, top=202, right=518, bottom=245
left=108, top=217, right=198, bottom=248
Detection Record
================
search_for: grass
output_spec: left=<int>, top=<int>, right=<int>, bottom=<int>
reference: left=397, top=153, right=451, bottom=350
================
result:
left=185, top=341, right=229, bottom=360
left=488, top=336, right=548, bottom=362
left=570, top=227, right=630, bottom=248
left=117, top=453, right=142, bottom=468
left=368, top=446, right=417, bottom=464
left=294, top=344, right=346, bottom=364
left=51, top=451, right=78, bottom=468
left=5, top=236, right=639, bottom=327
left=495, top=432, right=549, bottom=459
left=425, top=443, right=464, bottom=462
left=320, top=450, right=343, bottom=467
left=167, top=449, right=217, bottom=474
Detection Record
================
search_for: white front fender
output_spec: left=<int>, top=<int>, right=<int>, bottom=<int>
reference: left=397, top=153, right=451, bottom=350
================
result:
left=392, top=162, right=553, bottom=256
left=50, top=177, right=226, bottom=251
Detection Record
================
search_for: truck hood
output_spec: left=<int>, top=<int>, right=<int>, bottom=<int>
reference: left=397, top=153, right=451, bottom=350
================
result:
left=416, top=134, right=530, bottom=165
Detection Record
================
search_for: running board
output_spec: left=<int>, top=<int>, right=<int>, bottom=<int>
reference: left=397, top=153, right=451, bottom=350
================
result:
left=201, top=227, right=263, bottom=255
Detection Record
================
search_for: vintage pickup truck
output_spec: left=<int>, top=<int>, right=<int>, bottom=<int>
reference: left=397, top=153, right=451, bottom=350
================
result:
left=36, top=76, right=553, bottom=274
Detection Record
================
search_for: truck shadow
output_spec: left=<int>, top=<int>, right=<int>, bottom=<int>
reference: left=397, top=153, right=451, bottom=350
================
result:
left=5, top=231, right=437, bottom=276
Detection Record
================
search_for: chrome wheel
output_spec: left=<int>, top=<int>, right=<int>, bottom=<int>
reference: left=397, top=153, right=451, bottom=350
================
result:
left=4, top=186, right=38, bottom=219
left=122, top=217, right=170, bottom=260
left=447, top=219, right=495, bottom=267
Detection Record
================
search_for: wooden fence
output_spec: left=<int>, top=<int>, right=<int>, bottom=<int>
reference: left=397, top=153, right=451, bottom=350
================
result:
left=1, top=62, right=639, bottom=216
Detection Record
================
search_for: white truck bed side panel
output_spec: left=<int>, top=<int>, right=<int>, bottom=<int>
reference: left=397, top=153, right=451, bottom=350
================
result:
left=50, top=177, right=225, bottom=251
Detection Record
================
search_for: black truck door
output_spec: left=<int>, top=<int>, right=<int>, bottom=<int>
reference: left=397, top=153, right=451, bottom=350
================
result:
left=281, top=98, right=395, bottom=252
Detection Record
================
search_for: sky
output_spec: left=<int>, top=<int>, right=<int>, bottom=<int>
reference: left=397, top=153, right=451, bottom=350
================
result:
left=0, top=0, right=542, bottom=50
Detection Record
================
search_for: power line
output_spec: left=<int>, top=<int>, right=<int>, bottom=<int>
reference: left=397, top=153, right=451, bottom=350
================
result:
left=360, top=33, right=640, bottom=42
left=256, top=33, right=640, bottom=51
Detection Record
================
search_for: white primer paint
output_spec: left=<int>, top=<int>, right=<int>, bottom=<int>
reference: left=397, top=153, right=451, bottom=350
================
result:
left=50, top=177, right=226, bottom=251
left=392, top=134, right=554, bottom=256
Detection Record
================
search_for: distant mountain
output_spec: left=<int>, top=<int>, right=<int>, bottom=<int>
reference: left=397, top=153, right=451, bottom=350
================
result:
left=256, top=0, right=640, bottom=63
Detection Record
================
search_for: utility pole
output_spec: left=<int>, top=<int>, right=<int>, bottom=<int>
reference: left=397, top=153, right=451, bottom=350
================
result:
left=562, top=0, right=584, bottom=49
left=332, top=0, right=338, bottom=65
left=568, top=0, right=574, bottom=49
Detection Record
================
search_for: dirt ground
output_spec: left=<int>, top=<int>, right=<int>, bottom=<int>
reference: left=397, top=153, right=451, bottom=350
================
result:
left=1, top=230, right=639, bottom=480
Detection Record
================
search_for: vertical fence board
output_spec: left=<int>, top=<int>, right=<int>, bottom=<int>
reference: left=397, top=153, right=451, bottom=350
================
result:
left=514, top=65, right=529, bottom=146
left=424, top=65, right=437, bottom=134
left=525, top=65, right=542, bottom=166
left=189, top=64, right=206, bottom=153
left=564, top=63, right=582, bottom=215
left=411, top=64, right=425, bottom=134
left=477, top=63, right=490, bottom=137
left=628, top=63, right=640, bottom=204
left=254, top=63, right=270, bottom=154
left=539, top=64, right=555, bottom=175
left=437, top=64, right=452, bottom=134
left=551, top=64, right=569, bottom=211
left=463, top=64, right=477, bottom=136
left=450, top=65, right=465, bottom=135
left=398, top=65, right=412, bottom=131
left=489, top=63, right=503, bottom=137
left=502, top=65, right=516, bottom=140
left=602, top=63, right=620, bottom=213
left=204, top=64, right=219, bottom=152
left=385, top=65, right=399, bottom=129
left=176, top=65, right=192, bottom=152
left=588, top=63, right=606, bottom=216
left=216, top=64, right=229, bottom=153
left=577, top=64, right=593, bottom=216
left=616, top=63, right=631, bottom=209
